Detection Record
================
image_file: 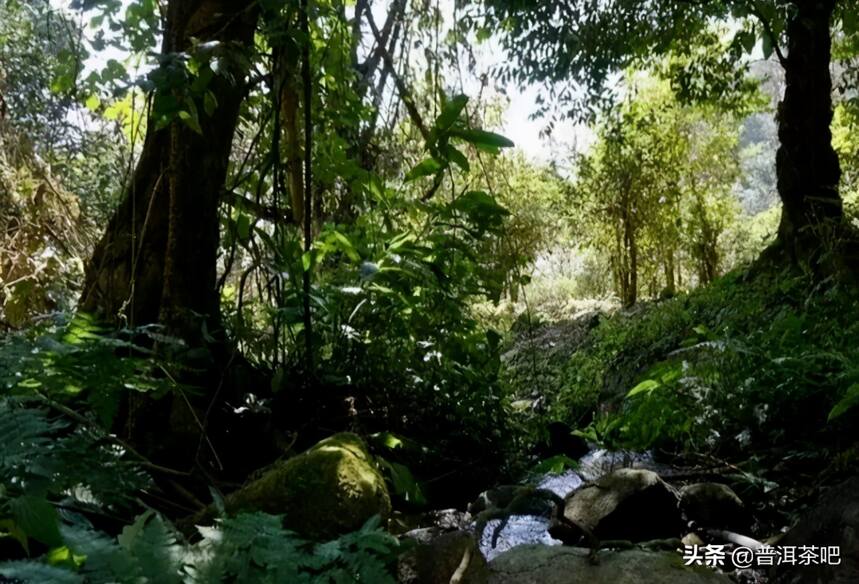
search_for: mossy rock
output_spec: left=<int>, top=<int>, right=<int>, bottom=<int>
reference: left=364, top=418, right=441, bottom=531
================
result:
left=223, top=432, right=391, bottom=540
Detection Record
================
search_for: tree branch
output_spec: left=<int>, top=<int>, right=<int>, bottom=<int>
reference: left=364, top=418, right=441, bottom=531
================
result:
left=366, top=5, right=430, bottom=142
left=749, top=2, right=788, bottom=67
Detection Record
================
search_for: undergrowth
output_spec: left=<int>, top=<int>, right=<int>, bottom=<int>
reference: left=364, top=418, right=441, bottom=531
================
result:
left=0, top=398, right=401, bottom=583
left=534, top=266, right=859, bottom=456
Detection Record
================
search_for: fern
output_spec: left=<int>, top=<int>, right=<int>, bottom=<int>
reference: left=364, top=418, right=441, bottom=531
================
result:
left=60, top=524, right=145, bottom=582
left=0, top=561, right=84, bottom=584
left=117, top=512, right=183, bottom=584
left=189, top=512, right=313, bottom=583
left=0, top=315, right=171, bottom=428
left=0, top=399, right=149, bottom=554
left=0, top=511, right=401, bottom=584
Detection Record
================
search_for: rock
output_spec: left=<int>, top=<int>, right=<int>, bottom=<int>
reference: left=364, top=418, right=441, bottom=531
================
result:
left=222, top=432, right=391, bottom=540
left=399, top=530, right=489, bottom=584
left=679, top=482, right=747, bottom=529
left=563, top=468, right=683, bottom=541
left=681, top=532, right=705, bottom=548
left=771, top=475, right=859, bottom=584
left=488, top=545, right=732, bottom=583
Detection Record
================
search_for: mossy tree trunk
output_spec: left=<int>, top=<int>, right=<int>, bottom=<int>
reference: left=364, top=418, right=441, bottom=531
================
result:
left=81, top=0, right=258, bottom=347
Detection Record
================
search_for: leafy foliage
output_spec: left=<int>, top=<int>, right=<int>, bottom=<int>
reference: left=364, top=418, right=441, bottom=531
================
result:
left=0, top=314, right=170, bottom=426
left=0, top=398, right=149, bottom=555
left=0, top=388, right=399, bottom=582
left=0, top=511, right=400, bottom=583
left=569, top=72, right=747, bottom=305
left=552, top=269, right=859, bottom=453
left=3, top=1, right=859, bottom=582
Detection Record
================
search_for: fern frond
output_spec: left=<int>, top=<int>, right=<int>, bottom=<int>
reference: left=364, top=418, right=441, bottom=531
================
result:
left=0, top=561, right=84, bottom=584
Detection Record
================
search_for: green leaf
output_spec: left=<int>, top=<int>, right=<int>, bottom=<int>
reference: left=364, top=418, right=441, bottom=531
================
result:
left=530, top=454, right=579, bottom=476
left=435, top=94, right=468, bottom=132
left=734, top=29, right=755, bottom=53
left=51, top=73, right=75, bottom=95
left=373, top=431, right=403, bottom=450
left=0, top=519, right=29, bottom=554
left=450, top=128, right=514, bottom=151
left=329, top=231, right=361, bottom=262
left=828, top=383, right=859, bottom=421
left=444, top=144, right=470, bottom=171
left=405, top=157, right=443, bottom=181
left=626, top=379, right=660, bottom=398
left=236, top=214, right=251, bottom=242
left=9, top=496, right=62, bottom=547
left=203, top=91, right=218, bottom=116
left=377, top=459, right=426, bottom=505
left=84, top=94, right=101, bottom=111
left=178, top=103, right=203, bottom=135
left=451, top=191, right=510, bottom=229
left=301, top=251, right=313, bottom=272
left=692, top=324, right=713, bottom=339
left=843, top=8, right=859, bottom=36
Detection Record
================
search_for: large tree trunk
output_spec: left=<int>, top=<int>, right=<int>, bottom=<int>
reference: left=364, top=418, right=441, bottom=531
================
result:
left=79, top=0, right=259, bottom=468
left=81, top=0, right=257, bottom=345
left=775, top=0, right=843, bottom=262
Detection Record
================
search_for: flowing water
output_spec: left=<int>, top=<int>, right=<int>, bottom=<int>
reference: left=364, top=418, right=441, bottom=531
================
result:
left=475, top=448, right=672, bottom=560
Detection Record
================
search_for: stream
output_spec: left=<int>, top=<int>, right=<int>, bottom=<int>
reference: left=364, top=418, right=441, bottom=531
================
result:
left=476, top=447, right=672, bottom=561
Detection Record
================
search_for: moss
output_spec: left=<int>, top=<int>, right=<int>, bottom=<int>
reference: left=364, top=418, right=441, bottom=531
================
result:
left=224, top=432, right=391, bottom=540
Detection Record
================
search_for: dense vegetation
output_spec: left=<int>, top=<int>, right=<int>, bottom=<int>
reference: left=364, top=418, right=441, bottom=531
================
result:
left=1, top=0, right=858, bottom=582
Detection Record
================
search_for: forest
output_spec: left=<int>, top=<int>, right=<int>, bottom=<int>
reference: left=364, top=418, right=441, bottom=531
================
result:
left=0, top=0, right=858, bottom=582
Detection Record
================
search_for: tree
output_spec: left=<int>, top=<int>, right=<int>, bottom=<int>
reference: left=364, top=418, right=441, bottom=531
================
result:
left=680, top=111, right=743, bottom=285
left=571, top=74, right=741, bottom=304
left=475, top=0, right=858, bottom=268
left=80, top=1, right=259, bottom=349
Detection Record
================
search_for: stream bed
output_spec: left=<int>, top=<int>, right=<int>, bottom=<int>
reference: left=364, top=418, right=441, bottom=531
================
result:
left=476, top=447, right=673, bottom=560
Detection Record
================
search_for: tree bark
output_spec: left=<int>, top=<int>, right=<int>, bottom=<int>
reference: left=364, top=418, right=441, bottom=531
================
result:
left=775, top=0, right=842, bottom=260
left=78, top=1, right=260, bottom=470
left=81, top=0, right=258, bottom=346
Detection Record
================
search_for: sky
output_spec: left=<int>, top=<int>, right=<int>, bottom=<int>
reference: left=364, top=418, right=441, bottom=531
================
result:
left=499, top=82, right=595, bottom=165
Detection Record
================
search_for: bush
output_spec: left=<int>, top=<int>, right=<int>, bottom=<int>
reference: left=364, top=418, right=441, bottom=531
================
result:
left=550, top=268, right=859, bottom=454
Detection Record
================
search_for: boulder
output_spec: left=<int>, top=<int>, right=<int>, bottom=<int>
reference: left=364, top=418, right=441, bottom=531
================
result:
left=399, top=530, right=489, bottom=584
left=771, top=475, right=859, bottom=584
left=563, top=468, right=682, bottom=541
left=679, top=482, right=747, bottom=530
left=222, top=432, right=391, bottom=540
left=488, top=545, right=732, bottom=584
